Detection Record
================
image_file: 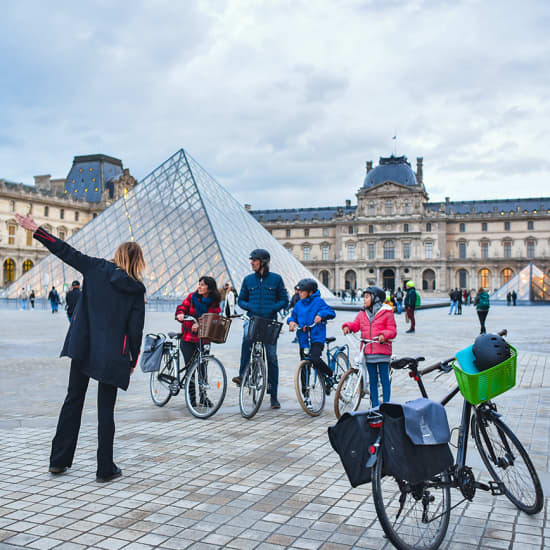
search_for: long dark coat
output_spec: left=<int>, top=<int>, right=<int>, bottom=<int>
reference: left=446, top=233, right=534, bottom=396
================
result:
left=34, top=227, right=145, bottom=390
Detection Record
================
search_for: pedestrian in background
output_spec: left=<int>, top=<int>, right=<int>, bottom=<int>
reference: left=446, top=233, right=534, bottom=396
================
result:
left=224, top=284, right=237, bottom=316
left=29, top=290, right=35, bottom=309
left=404, top=280, right=417, bottom=333
left=15, top=212, right=146, bottom=483
left=506, top=292, right=512, bottom=306
left=19, top=287, right=27, bottom=310
left=449, top=288, right=458, bottom=315
left=48, top=286, right=60, bottom=313
left=474, top=287, right=490, bottom=334
left=512, top=290, right=517, bottom=306
left=394, top=287, right=403, bottom=314
left=457, top=289, right=462, bottom=315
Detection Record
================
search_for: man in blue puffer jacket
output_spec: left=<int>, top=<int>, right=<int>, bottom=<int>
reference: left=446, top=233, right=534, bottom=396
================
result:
left=234, top=249, right=289, bottom=409
left=288, top=279, right=336, bottom=394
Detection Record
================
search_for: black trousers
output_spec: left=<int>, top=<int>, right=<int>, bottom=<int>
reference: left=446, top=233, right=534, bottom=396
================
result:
left=50, top=360, right=118, bottom=477
left=180, top=340, right=198, bottom=403
left=300, top=342, right=332, bottom=378
left=477, top=310, right=489, bottom=334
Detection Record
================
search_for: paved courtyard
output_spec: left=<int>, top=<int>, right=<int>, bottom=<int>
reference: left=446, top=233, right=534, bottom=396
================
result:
left=0, top=304, right=549, bottom=550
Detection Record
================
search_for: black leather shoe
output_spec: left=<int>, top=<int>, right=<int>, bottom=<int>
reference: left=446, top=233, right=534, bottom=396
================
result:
left=271, top=399, right=281, bottom=409
left=232, top=376, right=241, bottom=387
left=48, top=466, right=68, bottom=474
left=96, top=466, right=122, bottom=483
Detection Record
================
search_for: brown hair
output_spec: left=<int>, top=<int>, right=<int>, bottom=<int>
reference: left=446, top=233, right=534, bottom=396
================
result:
left=113, top=242, right=146, bottom=280
left=477, top=287, right=485, bottom=294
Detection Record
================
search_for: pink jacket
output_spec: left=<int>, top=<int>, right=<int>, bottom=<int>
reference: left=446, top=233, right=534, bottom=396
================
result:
left=342, top=304, right=397, bottom=356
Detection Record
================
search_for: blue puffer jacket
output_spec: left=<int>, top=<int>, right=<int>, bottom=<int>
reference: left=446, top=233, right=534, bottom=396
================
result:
left=287, top=290, right=335, bottom=346
left=238, top=270, right=289, bottom=319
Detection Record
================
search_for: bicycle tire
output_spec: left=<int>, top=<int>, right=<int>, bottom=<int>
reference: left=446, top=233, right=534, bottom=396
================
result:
left=294, top=360, right=326, bottom=416
left=239, top=355, right=266, bottom=419
left=333, top=368, right=363, bottom=419
left=372, top=453, right=451, bottom=550
left=150, top=352, right=175, bottom=407
left=472, top=411, right=543, bottom=514
left=185, top=356, right=227, bottom=419
left=333, top=351, right=349, bottom=385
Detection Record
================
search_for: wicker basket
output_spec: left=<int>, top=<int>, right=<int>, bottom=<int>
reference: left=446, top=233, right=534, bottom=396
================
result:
left=198, top=313, right=232, bottom=343
left=246, top=316, right=283, bottom=345
left=453, top=344, right=517, bottom=405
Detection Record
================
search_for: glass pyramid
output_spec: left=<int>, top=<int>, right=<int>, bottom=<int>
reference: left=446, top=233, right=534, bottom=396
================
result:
left=492, top=263, right=550, bottom=302
left=5, top=149, right=332, bottom=300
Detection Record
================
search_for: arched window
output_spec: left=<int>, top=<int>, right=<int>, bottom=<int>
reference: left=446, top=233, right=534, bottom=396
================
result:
left=23, top=259, right=33, bottom=273
left=501, top=268, right=513, bottom=285
left=319, top=270, right=330, bottom=288
left=345, top=270, right=356, bottom=291
left=422, top=269, right=436, bottom=291
left=479, top=268, right=490, bottom=289
left=383, top=269, right=395, bottom=291
left=383, top=240, right=395, bottom=259
left=3, top=259, right=15, bottom=284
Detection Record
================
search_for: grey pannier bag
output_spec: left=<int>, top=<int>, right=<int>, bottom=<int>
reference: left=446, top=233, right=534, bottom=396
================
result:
left=140, top=333, right=166, bottom=373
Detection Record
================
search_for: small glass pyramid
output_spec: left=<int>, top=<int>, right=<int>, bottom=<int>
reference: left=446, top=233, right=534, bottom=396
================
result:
left=492, top=263, right=550, bottom=302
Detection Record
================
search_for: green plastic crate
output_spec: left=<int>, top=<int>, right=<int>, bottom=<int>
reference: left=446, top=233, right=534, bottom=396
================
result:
left=453, top=344, right=517, bottom=405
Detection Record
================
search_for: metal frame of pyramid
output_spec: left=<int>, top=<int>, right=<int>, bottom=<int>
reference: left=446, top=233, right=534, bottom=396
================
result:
left=4, top=149, right=333, bottom=300
left=492, top=263, right=550, bottom=302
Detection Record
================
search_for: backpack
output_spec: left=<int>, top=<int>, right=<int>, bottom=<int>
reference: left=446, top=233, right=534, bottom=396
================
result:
left=415, top=291, right=421, bottom=307
left=477, top=292, right=490, bottom=310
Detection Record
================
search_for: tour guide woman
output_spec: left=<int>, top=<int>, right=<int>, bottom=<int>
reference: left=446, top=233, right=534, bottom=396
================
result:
left=15, top=213, right=146, bottom=483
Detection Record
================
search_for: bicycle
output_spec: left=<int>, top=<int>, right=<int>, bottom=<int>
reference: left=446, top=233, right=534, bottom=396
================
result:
left=149, top=314, right=229, bottom=419
left=368, top=329, right=543, bottom=550
left=239, top=315, right=282, bottom=419
left=333, top=333, right=393, bottom=418
left=293, top=324, right=349, bottom=416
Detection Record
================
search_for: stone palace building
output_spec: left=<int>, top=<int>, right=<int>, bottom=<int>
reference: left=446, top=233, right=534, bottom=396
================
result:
left=1, top=154, right=136, bottom=288
left=249, top=155, right=550, bottom=295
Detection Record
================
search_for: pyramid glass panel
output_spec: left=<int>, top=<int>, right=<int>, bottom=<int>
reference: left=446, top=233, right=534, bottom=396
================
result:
left=5, top=149, right=332, bottom=300
left=492, top=263, right=550, bottom=302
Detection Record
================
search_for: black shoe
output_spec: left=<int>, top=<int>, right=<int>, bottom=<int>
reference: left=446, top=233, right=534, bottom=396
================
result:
left=405, top=329, right=415, bottom=333
left=266, top=384, right=271, bottom=395
left=48, top=466, right=68, bottom=475
left=271, top=399, right=281, bottom=409
left=96, top=466, right=122, bottom=483
left=232, top=376, right=241, bottom=387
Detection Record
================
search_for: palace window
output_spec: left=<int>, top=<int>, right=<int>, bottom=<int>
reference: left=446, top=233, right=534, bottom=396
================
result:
left=44, top=205, right=49, bottom=217
left=23, top=259, right=33, bottom=273
left=8, top=224, right=16, bottom=245
left=383, top=240, right=395, bottom=260
left=304, top=228, right=309, bottom=237
left=527, top=239, right=535, bottom=259
left=26, top=230, right=33, bottom=247
left=403, top=242, right=411, bottom=259
left=60, top=208, right=65, bottom=220
left=403, top=223, right=409, bottom=233
left=425, top=241, right=433, bottom=259
left=3, top=259, right=15, bottom=283
left=368, top=201, right=376, bottom=215
left=403, top=200, right=412, bottom=214
left=286, top=229, right=291, bottom=237
left=480, top=268, right=490, bottom=288
left=502, top=268, right=513, bottom=284
left=303, top=246, right=311, bottom=261
left=322, top=227, right=329, bottom=237
left=9, top=200, right=15, bottom=212
left=347, top=244, right=356, bottom=261
left=459, top=222, right=465, bottom=232
left=481, top=241, right=489, bottom=259
left=459, top=241, right=467, bottom=259
left=504, top=221, right=510, bottom=231
left=368, top=224, right=374, bottom=234
left=482, top=222, right=488, bottom=232
left=426, top=222, right=432, bottom=232
left=527, top=220, right=534, bottom=230
left=75, top=211, right=79, bottom=222
left=322, top=246, right=329, bottom=260
left=385, top=200, right=393, bottom=215
left=503, top=240, right=512, bottom=258
left=348, top=225, right=354, bottom=235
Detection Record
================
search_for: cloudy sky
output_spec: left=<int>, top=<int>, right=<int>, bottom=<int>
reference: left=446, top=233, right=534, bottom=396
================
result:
left=1, top=0, right=549, bottom=209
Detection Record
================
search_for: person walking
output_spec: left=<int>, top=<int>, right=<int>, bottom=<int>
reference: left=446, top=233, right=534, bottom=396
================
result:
left=224, top=284, right=237, bottom=316
left=15, top=212, right=146, bottom=483
left=474, top=287, right=490, bottom=334
left=19, top=287, right=28, bottom=310
left=457, top=289, right=463, bottom=315
left=506, top=292, right=512, bottom=306
left=511, top=290, right=517, bottom=306
left=233, top=249, right=289, bottom=409
left=29, top=290, right=36, bottom=309
left=65, top=280, right=81, bottom=321
left=404, top=280, right=417, bottom=333
left=48, top=286, right=60, bottom=313
left=449, top=288, right=458, bottom=315
left=175, top=276, right=221, bottom=407
left=342, top=286, right=397, bottom=407
left=394, top=287, right=403, bottom=314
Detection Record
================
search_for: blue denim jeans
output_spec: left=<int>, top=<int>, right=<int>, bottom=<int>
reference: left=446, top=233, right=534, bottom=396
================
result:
left=239, top=322, right=279, bottom=400
left=366, top=361, right=391, bottom=408
left=449, top=300, right=458, bottom=314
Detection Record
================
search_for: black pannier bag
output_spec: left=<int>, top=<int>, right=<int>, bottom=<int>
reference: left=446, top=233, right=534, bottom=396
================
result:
left=328, top=411, right=381, bottom=487
left=140, top=334, right=166, bottom=373
left=381, top=398, right=454, bottom=484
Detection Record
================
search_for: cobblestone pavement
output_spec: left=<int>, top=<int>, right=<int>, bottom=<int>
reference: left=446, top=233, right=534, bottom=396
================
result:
left=0, top=305, right=549, bottom=549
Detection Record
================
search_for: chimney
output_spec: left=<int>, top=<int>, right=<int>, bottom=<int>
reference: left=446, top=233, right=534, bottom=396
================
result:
left=34, top=174, right=52, bottom=191
left=244, top=204, right=251, bottom=211
left=416, top=157, right=423, bottom=184
left=366, top=160, right=373, bottom=173
left=345, top=199, right=351, bottom=208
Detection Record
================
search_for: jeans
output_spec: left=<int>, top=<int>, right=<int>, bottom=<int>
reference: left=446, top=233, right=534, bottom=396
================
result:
left=477, top=310, right=489, bottom=334
left=50, top=360, right=118, bottom=477
left=366, top=361, right=391, bottom=408
left=240, top=323, right=280, bottom=400
left=20, top=299, right=27, bottom=310
left=396, top=300, right=403, bottom=314
left=449, top=300, right=458, bottom=314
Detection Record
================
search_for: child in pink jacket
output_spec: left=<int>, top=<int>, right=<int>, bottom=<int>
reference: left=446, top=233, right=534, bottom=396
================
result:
left=342, top=286, right=397, bottom=407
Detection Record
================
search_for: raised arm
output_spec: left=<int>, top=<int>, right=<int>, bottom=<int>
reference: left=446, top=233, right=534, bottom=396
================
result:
left=16, top=213, right=98, bottom=275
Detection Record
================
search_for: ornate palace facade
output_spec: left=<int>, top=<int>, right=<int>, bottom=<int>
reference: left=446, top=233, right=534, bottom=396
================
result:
left=1, top=154, right=136, bottom=288
left=250, top=155, right=550, bottom=295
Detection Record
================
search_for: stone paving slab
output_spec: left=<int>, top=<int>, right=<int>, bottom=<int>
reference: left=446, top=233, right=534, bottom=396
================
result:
left=0, top=305, right=549, bottom=549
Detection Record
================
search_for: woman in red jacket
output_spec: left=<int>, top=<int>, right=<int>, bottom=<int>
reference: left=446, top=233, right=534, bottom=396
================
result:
left=342, top=286, right=397, bottom=407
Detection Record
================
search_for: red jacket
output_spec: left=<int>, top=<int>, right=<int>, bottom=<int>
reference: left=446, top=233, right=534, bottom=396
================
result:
left=342, top=304, right=397, bottom=356
left=175, top=293, right=221, bottom=343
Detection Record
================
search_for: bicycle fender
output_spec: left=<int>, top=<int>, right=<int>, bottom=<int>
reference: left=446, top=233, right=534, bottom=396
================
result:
left=334, top=345, right=348, bottom=356
left=365, top=434, right=382, bottom=468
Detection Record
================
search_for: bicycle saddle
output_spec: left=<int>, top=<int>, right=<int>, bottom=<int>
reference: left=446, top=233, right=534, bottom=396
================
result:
left=326, top=336, right=336, bottom=344
left=168, top=332, right=182, bottom=339
left=390, top=356, right=425, bottom=370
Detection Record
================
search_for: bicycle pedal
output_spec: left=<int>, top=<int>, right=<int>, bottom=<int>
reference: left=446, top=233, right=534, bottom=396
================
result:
left=489, top=481, right=504, bottom=496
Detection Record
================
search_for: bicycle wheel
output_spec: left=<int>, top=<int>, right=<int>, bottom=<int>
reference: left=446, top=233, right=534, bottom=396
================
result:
left=472, top=411, right=543, bottom=514
left=185, top=356, right=227, bottom=419
left=372, top=454, right=451, bottom=550
left=294, top=360, right=326, bottom=416
left=333, top=368, right=363, bottom=419
left=239, top=356, right=266, bottom=419
left=150, top=353, right=175, bottom=407
left=333, top=351, right=349, bottom=385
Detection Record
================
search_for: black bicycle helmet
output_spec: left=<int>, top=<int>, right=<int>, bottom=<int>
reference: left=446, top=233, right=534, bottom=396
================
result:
left=472, top=333, right=511, bottom=372
left=295, top=278, right=318, bottom=292
left=249, top=249, right=270, bottom=262
left=363, top=286, right=386, bottom=304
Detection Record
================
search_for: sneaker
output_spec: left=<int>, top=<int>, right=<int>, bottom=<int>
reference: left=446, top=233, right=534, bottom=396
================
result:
left=405, top=329, right=415, bottom=333
left=271, top=398, right=281, bottom=409
left=96, top=466, right=122, bottom=483
left=232, top=376, right=241, bottom=387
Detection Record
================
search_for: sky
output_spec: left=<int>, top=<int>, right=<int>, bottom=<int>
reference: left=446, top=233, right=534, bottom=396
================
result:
left=1, top=0, right=549, bottom=209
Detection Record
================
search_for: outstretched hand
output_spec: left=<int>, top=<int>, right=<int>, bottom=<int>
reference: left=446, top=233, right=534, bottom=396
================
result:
left=15, top=213, right=38, bottom=232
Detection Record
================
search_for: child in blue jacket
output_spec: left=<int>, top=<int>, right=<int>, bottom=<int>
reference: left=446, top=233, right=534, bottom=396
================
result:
left=287, top=278, right=336, bottom=388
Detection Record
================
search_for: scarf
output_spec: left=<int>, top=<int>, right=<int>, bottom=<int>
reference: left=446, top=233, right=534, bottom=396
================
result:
left=365, top=301, right=383, bottom=322
left=192, top=292, right=213, bottom=318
